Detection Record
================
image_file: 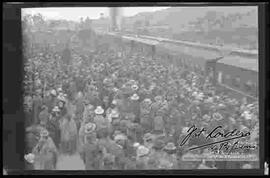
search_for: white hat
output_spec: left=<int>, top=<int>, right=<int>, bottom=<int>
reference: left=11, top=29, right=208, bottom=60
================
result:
left=52, top=106, right=60, bottom=112
left=95, top=106, right=104, bottom=115
left=137, top=145, right=150, bottom=157
left=133, top=142, right=140, bottom=148
left=51, top=89, right=57, bottom=96
left=130, top=93, right=139, bottom=101
left=24, top=153, right=35, bottom=164
left=131, top=85, right=139, bottom=91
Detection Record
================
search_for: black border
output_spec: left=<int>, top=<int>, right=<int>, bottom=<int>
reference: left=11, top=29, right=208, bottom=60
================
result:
left=2, top=1, right=269, bottom=175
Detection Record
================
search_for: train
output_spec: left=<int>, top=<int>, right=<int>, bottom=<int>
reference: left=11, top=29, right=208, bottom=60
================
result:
left=94, top=31, right=259, bottom=101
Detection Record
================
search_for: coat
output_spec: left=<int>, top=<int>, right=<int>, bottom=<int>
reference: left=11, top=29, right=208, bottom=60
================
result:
left=32, top=137, right=58, bottom=170
left=153, top=116, right=164, bottom=132
left=32, top=95, right=43, bottom=124
left=80, top=142, right=102, bottom=170
left=46, top=117, right=61, bottom=148
left=59, top=117, right=78, bottom=154
left=39, top=109, right=49, bottom=126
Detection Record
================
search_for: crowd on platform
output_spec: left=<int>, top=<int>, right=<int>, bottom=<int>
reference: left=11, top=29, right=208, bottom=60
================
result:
left=23, top=38, right=259, bottom=170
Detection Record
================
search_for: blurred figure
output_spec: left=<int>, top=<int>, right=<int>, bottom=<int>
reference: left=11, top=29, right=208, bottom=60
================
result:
left=32, top=129, right=58, bottom=170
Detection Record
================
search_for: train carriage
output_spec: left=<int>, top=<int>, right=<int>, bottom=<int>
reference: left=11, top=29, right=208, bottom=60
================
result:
left=214, top=51, right=258, bottom=101
left=155, top=42, right=223, bottom=76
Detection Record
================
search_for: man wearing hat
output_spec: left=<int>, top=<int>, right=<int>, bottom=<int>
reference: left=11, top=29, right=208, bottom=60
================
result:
left=38, top=105, right=50, bottom=127
left=82, top=104, right=95, bottom=125
left=127, top=93, right=140, bottom=117
left=79, top=124, right=101, bottom=170
left=32, top=129, right=58, bottom=170
left=140, top=98, right=153, bottom=133
left=94, top=106, right=109, bottom=130
left=59, top=112, right=78, bottom=155
left=163, top=142, right=178, bottom=169
left=97, top=128, right=125, bottom=169
left=78, top=122, right=96, bottom=153
left=153, top=116, right=165, bottom=135
left=24, top=94, right=34, bottom=125
left=73, top=91, right=85, bottom=131
left=143, top=133, right=155, bottom=150
left=43, top=89, right=58, bottom=113
left=136, top=145, right=151, bottom=169
left=32, top=91, right=43, bottom=125
left=46, top=106, right=61, bottom=149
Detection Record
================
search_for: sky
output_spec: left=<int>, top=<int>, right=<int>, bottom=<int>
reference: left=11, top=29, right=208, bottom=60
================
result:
left=22, top=7, right=170, bottom=21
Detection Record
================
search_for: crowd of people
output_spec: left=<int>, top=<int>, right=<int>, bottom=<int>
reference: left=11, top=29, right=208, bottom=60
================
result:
left=23, top=35, right=259, bottom=170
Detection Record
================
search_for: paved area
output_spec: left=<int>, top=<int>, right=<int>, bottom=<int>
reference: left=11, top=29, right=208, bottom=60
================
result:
left=56, top=152, right=85, bottom=170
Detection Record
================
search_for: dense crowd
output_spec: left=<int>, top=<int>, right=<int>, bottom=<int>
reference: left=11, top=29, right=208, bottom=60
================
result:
left=23, top=37, right=259, bottom=170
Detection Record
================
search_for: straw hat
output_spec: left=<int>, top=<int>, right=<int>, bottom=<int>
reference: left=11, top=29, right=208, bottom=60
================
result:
left=130, top=93, right=140, bottom=101
left=24, top=153, right=35, bottom=164
left=137, top=145, right=150, bottom=157
left=84, top=123, right=96, bottom=134
left=95, top=106, right=104, bottom=115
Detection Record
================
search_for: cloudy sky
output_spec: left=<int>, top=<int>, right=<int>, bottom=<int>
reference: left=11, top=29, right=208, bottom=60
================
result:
left=22, top=7, right=170, bottom=21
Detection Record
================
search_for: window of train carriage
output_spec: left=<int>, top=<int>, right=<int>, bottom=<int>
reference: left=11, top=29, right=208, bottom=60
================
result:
left=232, top=76, right=241, bottom=88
